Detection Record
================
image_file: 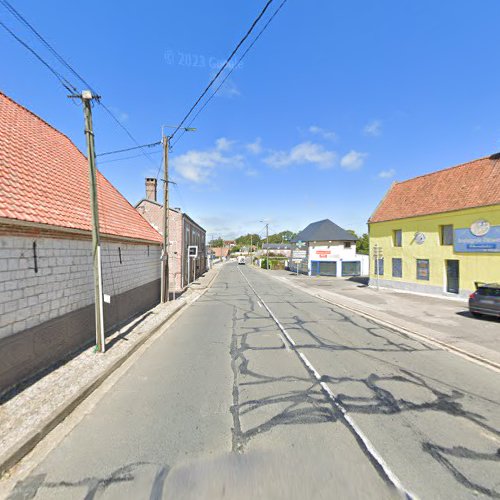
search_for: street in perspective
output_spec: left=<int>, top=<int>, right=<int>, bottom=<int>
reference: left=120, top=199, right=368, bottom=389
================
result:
left=1, top=1, right=500, bottom=499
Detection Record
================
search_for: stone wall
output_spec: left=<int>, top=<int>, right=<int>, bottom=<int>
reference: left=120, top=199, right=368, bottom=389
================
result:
left=0, top=223, right=161, bottom=395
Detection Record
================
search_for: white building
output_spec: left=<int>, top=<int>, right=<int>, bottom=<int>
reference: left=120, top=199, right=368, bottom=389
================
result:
left=290, top=219, right=369, bottom=277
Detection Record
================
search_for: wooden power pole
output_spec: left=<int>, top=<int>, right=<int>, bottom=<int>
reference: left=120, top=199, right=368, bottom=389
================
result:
left=266, top=223, right=270, bottom=270
left=161, top=135, right=170, bottom=303
left=81, top=90, right=105, bottom=352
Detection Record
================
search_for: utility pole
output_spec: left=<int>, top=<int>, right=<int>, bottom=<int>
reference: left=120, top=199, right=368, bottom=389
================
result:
left=250, top=233, right=253, bottom=266
left=79, top=90, right=105, bottom=353
left=265, top=223, right=269, bottom=270
left=161, top=135, right=169, bottom=303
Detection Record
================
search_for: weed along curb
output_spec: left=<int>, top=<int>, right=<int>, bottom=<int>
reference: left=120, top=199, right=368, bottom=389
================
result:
left=0, top=264, right=224, bottom=478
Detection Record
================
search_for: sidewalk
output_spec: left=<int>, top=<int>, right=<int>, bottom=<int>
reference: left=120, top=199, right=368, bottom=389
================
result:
left=0, top=263, right=223, bottom=477
left=265, top=269, right=500, bottom=370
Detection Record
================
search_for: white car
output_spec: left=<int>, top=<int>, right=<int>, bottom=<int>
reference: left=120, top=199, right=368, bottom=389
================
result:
left=237, top=256, right=246, bottom=265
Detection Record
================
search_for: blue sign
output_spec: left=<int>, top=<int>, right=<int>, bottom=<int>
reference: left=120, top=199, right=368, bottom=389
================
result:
left=454, top=225, right=500, bottom=253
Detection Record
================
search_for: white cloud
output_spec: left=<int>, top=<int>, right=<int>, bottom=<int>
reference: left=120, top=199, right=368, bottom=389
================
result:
left=378, top=168, right=396, bottom=179
left=215, top=137, right=234, bottom=151
left=309, top=125, right=337, bottom=141
left=246, top=137, right=263, bottom=155
left=218, top=78, right=240, bottom=98
left=172, top=138, right=243, bottom=183
left=264, top=142, right=337, bottom=169
left=363, top=120, right=382, bottom=137
left=340, top=150, right=367, bottom=171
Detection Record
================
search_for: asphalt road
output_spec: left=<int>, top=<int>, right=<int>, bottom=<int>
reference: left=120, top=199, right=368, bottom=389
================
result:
left=5, top=263, right=500, bottom=499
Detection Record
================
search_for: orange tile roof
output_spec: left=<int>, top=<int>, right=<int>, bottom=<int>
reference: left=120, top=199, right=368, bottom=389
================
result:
left=369, top=155, right=500, bottom=223
left=0, top=92, right=161, bottom=243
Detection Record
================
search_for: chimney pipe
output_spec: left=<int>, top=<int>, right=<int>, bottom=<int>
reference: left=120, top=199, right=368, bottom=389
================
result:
left=145, top=177, right=157, bottom=201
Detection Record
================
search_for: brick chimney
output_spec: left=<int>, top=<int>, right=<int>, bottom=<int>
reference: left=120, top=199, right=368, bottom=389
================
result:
left=145, top=177, right=157, bottom=201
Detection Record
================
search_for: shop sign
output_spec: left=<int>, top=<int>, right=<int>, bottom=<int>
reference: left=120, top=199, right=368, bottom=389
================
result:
left=315, top=250, right=331, bottom=259
left=470, top=219, right=490, bottom=237
left=293, top=250, right=307, bottom=259
left=454, top=224, right=500, bottom=253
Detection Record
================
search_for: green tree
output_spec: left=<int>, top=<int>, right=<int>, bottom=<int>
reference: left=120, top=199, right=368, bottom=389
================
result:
left=346, top=230, right=368, bottom=254
left=357, top=233, right=369, bottom=254
left=235, top=233, right=261, bottom=247
left=267, top=230, right=297, bottom=244
left=209, top=237, right=224, bottom=247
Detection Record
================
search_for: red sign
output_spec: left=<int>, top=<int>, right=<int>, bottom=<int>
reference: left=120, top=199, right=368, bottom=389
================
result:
left=315, top=250, right=331, bottom=259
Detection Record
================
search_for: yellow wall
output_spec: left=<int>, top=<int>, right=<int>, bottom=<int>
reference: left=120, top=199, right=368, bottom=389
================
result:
left=369, top=204, right=500, bottom=294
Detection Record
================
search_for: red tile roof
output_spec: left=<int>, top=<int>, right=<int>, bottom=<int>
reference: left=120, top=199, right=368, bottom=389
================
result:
left=369, top=155, right=500, bottom=223
left=0, top=92, right=161, bottom=243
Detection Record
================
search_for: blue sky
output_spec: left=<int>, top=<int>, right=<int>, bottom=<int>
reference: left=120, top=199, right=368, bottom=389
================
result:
left=2, top=1, right=500, bottom=239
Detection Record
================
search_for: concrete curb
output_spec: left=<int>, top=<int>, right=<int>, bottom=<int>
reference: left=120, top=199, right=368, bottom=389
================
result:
left=0, top=264, right=226, bottom=478
left=0, top=301, right=188, bottom=478
left=266, top=273, right=500, bottom=373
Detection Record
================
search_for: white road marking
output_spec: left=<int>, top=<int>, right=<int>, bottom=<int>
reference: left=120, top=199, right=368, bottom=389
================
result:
left=238, top=265, right=416, bottom=499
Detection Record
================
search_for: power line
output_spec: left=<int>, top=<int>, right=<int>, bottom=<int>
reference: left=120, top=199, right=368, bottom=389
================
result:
left=97, top=103, right=158, bottom=166
left=0, top=0, right=96, bottom=94
left=0, top=1, right=157, bottom=166
left=97, top=149, right=162, bottom=165
left=0, top=20, right=77, bottom=93
left=96, top=141, right=162, bottom=157
left=169, top=0, right=276, bottom=142
left=171, top=0, right=288, bottom=148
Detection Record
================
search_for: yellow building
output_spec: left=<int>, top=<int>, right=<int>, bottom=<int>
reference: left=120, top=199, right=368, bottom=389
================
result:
left=368, top=154, right=500, bottom=298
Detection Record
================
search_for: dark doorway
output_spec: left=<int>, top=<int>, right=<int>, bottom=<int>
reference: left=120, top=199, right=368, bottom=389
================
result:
left=446, top=260, right=459, bottom=294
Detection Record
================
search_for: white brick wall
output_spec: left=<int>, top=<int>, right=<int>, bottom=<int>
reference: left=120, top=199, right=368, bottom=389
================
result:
left=0, top=235, right=161, bottom=339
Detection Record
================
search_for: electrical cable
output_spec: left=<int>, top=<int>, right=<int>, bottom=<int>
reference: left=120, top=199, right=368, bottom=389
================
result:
left=171, top=0, right=288, bottom=148
left=0, top=0, right=97, bottom=94
left=169, top=0, right=276, bottom=142
left=97, top=149, right=162, bottom=165
left=96, top=141, right=162, bottom=157
left=0, top=0, right=157, bottom=165
left=0, top=20, right=77, bottom=93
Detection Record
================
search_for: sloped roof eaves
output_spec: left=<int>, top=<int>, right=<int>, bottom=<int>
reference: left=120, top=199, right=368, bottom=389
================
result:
left=292, top=219, right=357, bottom=242
left=0, top=92, right=162, bottom=244
left=369, top=156, right=500, bottom=223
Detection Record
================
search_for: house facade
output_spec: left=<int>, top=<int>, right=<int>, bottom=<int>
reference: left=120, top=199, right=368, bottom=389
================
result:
left=0, top=92, right=163, bottom=395
left=135, top=178, right=206, bottom=290
left=261, top=243, right=292, bottom=257
left=290, top=219, right=369, bottom=276
left=368, top=154, right=500, bottom=298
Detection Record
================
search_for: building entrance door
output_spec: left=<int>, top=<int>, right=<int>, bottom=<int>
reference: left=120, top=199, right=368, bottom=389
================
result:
left=446, top=260, right=459, bottom=294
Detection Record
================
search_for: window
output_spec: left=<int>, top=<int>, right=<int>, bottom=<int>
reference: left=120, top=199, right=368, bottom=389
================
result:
left=477, top=287, right=500, bottom=297
left=374, top=258, right=384, bottom=275
left=441, top=225, right=453, bottom=246
left=416, top=259, right=430, bottom=280
left=342, top=261, right=360, bottom=276
left=392, top=258, right=402, bottom=278
left=344, top=242, right=351, bottom=249
left=393, top=229, right=402, bottom=247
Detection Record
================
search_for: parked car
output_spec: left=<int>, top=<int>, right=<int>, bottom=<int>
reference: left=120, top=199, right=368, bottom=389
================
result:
left=469, top=283, right=500, bottom=318
left=238, top=256, right=246, bottom=265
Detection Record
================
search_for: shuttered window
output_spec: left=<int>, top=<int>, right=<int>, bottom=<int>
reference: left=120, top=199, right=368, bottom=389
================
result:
left=342, top=261, right=360, bottom=276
